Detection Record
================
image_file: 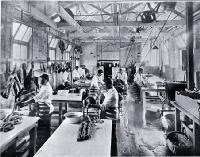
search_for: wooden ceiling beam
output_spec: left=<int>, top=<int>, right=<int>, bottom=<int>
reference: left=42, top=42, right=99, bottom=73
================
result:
left=56, top=0, right=186, bottom=4
left=56, top=5, right=83, bottom=32
left=15, top=1, right=58, bottom=30
left=58, top=19, right=185, bottom=30
left=167, top=8, right=185, bottom=18
left=89, top=4, right=112, bottom=16
left=68, top=32, right=160, bottom=38
left=81, top=38, right=148, bottom=43
left=121, top=3, right=142, bottom=14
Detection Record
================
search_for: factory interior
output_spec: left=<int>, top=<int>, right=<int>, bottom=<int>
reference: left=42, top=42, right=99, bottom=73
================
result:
left=0, top=0, right=200, bottom=156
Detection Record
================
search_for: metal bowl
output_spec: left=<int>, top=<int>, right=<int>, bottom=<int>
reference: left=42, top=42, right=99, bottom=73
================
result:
left=64, top=112, right=83, bottom=124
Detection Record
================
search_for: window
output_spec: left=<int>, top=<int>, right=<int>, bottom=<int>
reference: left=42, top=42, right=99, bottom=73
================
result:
left=49, top=50, right=56, bottom=60
left=12, top=22, right=20, bottom=36
left=66, top=52, right=70, bottom=60
left=13, top=43, right=28, bottom=66
left=13, top=22, right=32, bottom=42
left=49, top=38, right=58, bottom=48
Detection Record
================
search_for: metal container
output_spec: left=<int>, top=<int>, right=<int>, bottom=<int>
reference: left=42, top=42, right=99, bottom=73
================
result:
left=64, top=112, right=83, bottom=124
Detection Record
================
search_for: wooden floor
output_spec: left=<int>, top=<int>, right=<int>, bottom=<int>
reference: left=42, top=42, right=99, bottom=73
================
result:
left=116, top=85, right=166, bottom=156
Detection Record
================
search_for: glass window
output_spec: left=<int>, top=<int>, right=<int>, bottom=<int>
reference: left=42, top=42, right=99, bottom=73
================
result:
left=48, top=35, right=52, bottom=44
left=50, top=38, right=55, bottom=47
left=49, top=50, right=56, bottom=60
left=15, top=24, right=28, bottom=40
left=22, top=27, right=32, bottom=42
left=52, top=39, right=58, bottom=48
left=12, top=22, right=21, bottom=36
left=13, top=43, right=27, bottom=66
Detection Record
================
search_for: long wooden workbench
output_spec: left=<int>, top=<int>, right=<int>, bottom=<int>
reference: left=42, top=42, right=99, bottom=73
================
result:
left=34, top=119, right=112, bottom=157
left=171, top=94, right=200, bottom=155
left=140, top=86, right=165, bottom=127
left=52, top=90, right=84, bottom=124
left=0, top=116, right=39, bottom=156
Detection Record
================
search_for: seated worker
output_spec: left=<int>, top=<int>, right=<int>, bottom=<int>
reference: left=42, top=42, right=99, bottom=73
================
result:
left=84, top=65, right=90, bottom=75
left=99, top=77, right=119, bottom=156
left=89, top=69, right=104, bottom=95
left=90, top=69, right=104, bottom=89
left=88, top=69, right=104, bottom=103
left=92, top=62, right=102, bottom=75
left=20, top=73, right=53, bottom=151
left=78, top=65, right=86, bottom=79
left=134, top=67, right=146, bottom=86
left=62, top=68, right=70, bottom=84
left=100, top=78, right=119, bottom=120
left=72, top=66, right=80, bottom=82
left=115, top=68, right=128, bottom=85
left=20, top=73, right=54, bottom=114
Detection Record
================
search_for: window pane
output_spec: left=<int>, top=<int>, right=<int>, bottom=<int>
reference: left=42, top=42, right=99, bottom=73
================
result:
left=15, top=24, right=28, bottom=40
left=48, top=35, right=52, bottom=44
left=49, top=50, right=55, bottom=60
left=22, top=27, right=32, bottom=42
left=20, top=45, right=27, bottom=61
left=52, top=39, right=58, bottom=48
left=50, top=39, right=55, bottom=47
left=13, top=44, right=21, bottom=60
left=12, top=22, right=20, bottom=36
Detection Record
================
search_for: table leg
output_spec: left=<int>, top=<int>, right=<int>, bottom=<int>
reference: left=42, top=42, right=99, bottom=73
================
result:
left=142, top=90, right=146, bottom=127
left=65, top=102, right=68, bottom=113
left=175, top=108, right=181, bottom=131
left=29, top=123, right=38, bottom=156
left=193, top=122, right=200, bottom=155
left=59, top=103, right=63, bottom=124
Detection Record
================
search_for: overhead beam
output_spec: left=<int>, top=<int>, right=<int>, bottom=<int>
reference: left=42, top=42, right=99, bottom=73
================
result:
left=121, top=3, right=142, bottom=14
left=89, top=4, right=112, bottom=16
left=57, top=5, right=83, bottom=32
left=55, top=0, right=187, bottom=4
left=81, top=38, right=149, bottom=43
left=58, top=19, right=186, bottom=29
left=168, top=8, right=185, bottom=18
left=68, top=32, right=159, bottom=38
left=15, top=1, right=58, bottom=30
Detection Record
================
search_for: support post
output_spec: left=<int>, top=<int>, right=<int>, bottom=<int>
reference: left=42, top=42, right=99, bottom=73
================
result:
left=193, top=122, right=200, bottom=155
left=186, top=2, right=194, bottom=90
left=175, top=108, right=181, bottom=131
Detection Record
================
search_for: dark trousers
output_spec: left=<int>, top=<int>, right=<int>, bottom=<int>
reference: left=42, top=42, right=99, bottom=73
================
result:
left=29, top=102, right=51, bottom=151
left=36, top=119, right=51, bottom=151
left=111, top=121, right=117, bottom=156
left=132, top=83, right=141, bottom=102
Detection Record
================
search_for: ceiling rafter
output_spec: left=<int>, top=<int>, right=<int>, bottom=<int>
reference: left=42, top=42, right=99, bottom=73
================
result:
left=15, top=1, right=58, bottom=30
left=81, top=4, right=89, bottom=14
left=56, top=4, right=83, bottom=32
left=89, top=4, right=112, bottom=17
left=167, top=8, right=185, bottom=18
left=121, top=3, right=142, bottom=14
left=58, top=19, right=185, bottom=29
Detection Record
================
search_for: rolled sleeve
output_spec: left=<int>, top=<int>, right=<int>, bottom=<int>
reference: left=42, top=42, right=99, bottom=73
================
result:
left=33, top=87, right=46, bottom=102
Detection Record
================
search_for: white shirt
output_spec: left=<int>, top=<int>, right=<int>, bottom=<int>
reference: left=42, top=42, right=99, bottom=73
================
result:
left=62, top=71, right=69, bottom=83
left=102, top=87, right=119, bottom=108
left=134, top=73, right=146, bottom=85
left=116, top=72, right=128, bottom=84
left=78, top=68, right=86, bottom=78
left=33, top=82, right=54, bottom=113
left=90, top=75, right=104, bottom=89
left=72, top=69, right=80, bottom=79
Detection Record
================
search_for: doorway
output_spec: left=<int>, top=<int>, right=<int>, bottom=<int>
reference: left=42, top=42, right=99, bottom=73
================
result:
left=104, top=62, right=112, bottom=80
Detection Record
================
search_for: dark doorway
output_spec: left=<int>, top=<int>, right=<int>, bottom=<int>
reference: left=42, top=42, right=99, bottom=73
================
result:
left=104, top=63, right=112, bottom=80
